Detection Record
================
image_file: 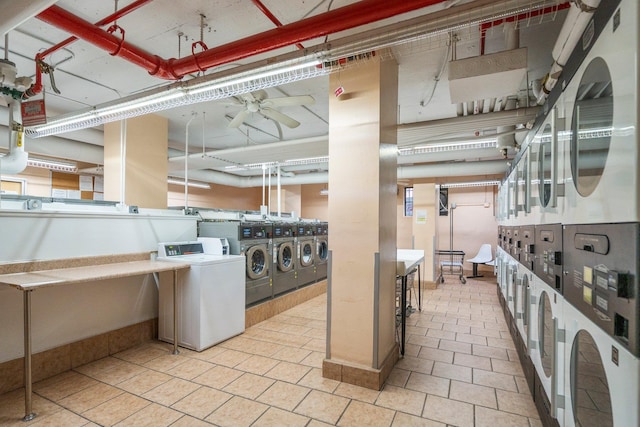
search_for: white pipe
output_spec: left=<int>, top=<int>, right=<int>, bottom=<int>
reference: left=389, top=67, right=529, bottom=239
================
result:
left=267, top=166, right=271, bottom=214
left=0, top=101, right=28, bottom=175
left=277, top=164, right=281, bottom=217
left=262, top=164, right=266, bottom=206
left=488, top=98, right=496, bottom=113
left=456, top=102, right=464, bottom=116
left=466, top=101, right=474, bottom=116
left=119, top=120, right=127, bottom=205
left=184, top=113, right=197, bottom=209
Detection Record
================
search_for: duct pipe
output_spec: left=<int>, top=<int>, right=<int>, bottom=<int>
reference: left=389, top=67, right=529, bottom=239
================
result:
left=0, top=101, right=28, bottom=174
left=36, top=0, right=449, bottom=80
left=497, top=97, right=518, bottom=157
left=184, top=113, right=197, bottom=210
left=177, top=159, right=507, bottom=188
left=537, top=0, right=600, bottom=104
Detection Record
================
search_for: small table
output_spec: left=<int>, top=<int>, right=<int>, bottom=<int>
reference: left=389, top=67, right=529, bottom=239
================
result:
left=397, top=249, right=425, bottom=356
left=0, top=259, right=190, bottom=422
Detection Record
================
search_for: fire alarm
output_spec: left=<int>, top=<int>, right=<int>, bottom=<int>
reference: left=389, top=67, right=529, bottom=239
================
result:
left=334, top=86, right=345, bottom=98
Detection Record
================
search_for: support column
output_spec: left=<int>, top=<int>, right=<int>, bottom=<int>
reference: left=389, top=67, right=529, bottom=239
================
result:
left=323, top=53, right=398, bottom=390
left=103, top=114, right=168, bottom=208
left=413, top=184, right=438, bottom=289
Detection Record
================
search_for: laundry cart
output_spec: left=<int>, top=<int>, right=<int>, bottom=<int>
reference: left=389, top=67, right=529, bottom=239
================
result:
left=435, top=250, right=466, bottom=284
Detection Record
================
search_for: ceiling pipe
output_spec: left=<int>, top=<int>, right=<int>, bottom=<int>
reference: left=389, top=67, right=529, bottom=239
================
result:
left=25, top=0, right=154, bottom=98
left=251, top=0, right=305, bottom=50
left=35, top=0, right=449, bottom=81
left=173, top=159, right=506, bottom=188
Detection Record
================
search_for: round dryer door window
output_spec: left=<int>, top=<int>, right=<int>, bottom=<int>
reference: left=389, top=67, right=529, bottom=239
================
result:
left=318, top=240, right=328, bottom=261
left=278, top=243, right=294, bottom=272
left=538, top=291, right=553, bottom=378
left=246, top=245, right=268, bottom=280
left=570, top=330, right=613, bottom=427
left=570, top=56, right=613, bottom=197
left=300, top=242, right=313, bottom=267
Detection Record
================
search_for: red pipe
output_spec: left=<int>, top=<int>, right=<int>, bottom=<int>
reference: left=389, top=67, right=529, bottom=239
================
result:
left=36, top=0, right=449, bottom=81
left=480, top=1, right=571, bottom=55
left=39, top=0, right=153, bottom=60
left=251, top=0, right=305, bottom=50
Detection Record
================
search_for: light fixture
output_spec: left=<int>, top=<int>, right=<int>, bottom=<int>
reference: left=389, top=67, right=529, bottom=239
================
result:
left=27, top=157, right=77, bottom=172
left=25, top=58, right=328, bottom=138
left=437, top=180, right=500, bottom=189
left=398, top=140, right=497, bottom=156
left=224, top=156, right=329, bottom=172
left=167, top=178, right=211, bottom=189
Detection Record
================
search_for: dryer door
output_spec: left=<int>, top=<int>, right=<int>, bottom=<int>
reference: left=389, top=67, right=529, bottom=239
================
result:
left=277, top=242, right=294, bottom=272
left=299, top=240, right=314, bottom=267
left=317, top=239, right=328, bottom=262
left=246, top=244, right=268, bottom=280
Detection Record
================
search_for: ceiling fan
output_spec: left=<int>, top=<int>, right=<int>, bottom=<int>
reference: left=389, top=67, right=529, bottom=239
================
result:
left=227, top=90, right=315, bottom=129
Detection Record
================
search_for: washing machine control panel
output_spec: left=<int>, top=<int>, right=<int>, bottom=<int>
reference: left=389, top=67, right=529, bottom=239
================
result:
left=297, top=224, right=314, bottom=236
left=534, top=224, right=563, bottom=292
left=273, top=224, right=294, bottom=238
left=519, top=226, right=535, bottom=271
left=563, top=223, right=639, bottom=356
left=158, top=242, right=204, bottom=257
left=239, top=223, right=272, bottom=240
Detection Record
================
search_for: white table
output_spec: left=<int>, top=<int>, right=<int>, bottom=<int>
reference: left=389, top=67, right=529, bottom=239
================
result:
left=0, top=260, right=190, bottom=422
left=397, top=249, right=425, bottom=356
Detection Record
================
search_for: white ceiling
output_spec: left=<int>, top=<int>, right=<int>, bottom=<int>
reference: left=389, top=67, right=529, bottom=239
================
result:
left=0, top=0, right=569, bottom=185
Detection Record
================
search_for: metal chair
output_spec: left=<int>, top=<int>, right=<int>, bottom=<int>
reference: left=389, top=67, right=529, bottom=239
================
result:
left=466, top=244, right=493, bottom=278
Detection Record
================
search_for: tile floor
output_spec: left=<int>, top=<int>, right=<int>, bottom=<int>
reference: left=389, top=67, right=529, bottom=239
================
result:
left=0, top=277, right=541, bottom=427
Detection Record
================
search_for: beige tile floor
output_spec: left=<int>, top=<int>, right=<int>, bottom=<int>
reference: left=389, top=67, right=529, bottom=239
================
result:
left=0, top=277, right=541, bottom=427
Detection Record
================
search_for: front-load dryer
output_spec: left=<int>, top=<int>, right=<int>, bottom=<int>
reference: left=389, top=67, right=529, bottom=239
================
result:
left=271, top=222, right=297, bottom=297
left=529, top=274, right=565, bottom=427
left=560, top=0, right=639, bottom=225
left=314, top=222, right=328, bottom=282
left=562, top=300, right=639, bottom=427
left=240, top=223, right=273, bottom=306
left=296, top=223, right=316, bottom=287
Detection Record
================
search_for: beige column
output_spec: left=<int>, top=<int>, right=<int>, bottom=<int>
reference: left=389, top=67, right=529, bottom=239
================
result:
left=323, top=53, right=398, bottom=390
left=103, top=114, right=168, bottom=209
left=412, top=184, right=438, bottom=289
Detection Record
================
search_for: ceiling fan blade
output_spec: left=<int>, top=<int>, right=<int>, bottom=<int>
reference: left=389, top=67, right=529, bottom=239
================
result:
left=228, top=109, right=251, bottom=128
left=262, top=95, right=315, bottom=108
left=260, top=107, right=300, bottom=128
left=251, top=89, right=268, bottom=102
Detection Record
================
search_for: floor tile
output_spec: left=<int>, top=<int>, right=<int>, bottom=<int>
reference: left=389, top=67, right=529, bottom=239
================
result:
left=256, top=380, right=310, bottom=411
left=192, top=365, right=243, bottom=389
left=205, top=395, right=269, bottom=427
left=395, top=356, right=433, bottom=375
left=34, top=371, right=99, bottom=402
left=234, top=354, right=280, bottom=375
left=26, top=408, right=89, bottom=426
left=390, top=412, right=446, bottom=427
left=475, top=405, right=532, bottom=427
left=0, top=389, right=63, bottom=425
left=472, top=344, right=509, bottom=360
left=170, top=415, right=212, bottom=427
left=116, top=370, right=172, bottom=395
left=384, top=367, right=410, bottom=388
left=141, top=377, right=200, bottom=406
left=300, top=351, right=325, bottom=368
left=223, top=372, right=275, bottom=399
left=271, top=346, right=312, bottom=364
left=338, top=400, right=395, bottom=427
left=334, top=382, right=380, bottom=404
left=422, top=394, right=474, bottom=427
left=454, top=352, right=492, bottom=371
left=449, top=379, right=497, bottom=408
left=58, top=382, right=123, bottom=414
left=113, top=403, right=182, bottom=427
left=431, top=361, right=472, bottom=383
left=376, top=385, right=426, bottom=416
left=171, top=386, right=232, bottom=419
left=113, top=345, right=167, bottom=365
left=165, top=358, right=215, bottom=380
left=496, top=389, right=540, bottom=418
left=252, top=406, right=310, bottom=427
left=405, top=372, right=450, bottom=398
left=407, top=334, right=440, bottom=349
left=473, top=368, right=518, bottom=392
left=491, top=358, right=526, bottom=376
left=294, top=389, right=349, bottom=424
left=297, top=368, right=340, bottom=393
left=264, top=361, right=311, bottom=383
left=82, top=392, right=149, bottom=426
left=208, top=349, right=252, bottom=368
left=438, top=339, right=472, bottom=354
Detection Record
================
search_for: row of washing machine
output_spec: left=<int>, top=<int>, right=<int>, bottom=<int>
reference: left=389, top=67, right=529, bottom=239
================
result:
left=494, top=1, right=639, bottom=426
left=198, top=219, right=328, bottom=306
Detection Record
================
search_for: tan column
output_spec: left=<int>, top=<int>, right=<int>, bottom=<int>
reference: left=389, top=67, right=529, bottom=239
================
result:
left=323, top=54, right=398, bottom=390
left=412, top=184, right=437, bottom=289
left=103, top=114, right=168, bottom=209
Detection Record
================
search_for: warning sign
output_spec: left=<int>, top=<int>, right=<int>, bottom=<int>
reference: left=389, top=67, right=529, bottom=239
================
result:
left=21, top=99, right=47, bottom=126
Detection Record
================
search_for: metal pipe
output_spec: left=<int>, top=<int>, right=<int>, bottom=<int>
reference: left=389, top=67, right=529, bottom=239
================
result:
left=22, top=290, right=35, bottom=421
left=119, top=119, right=127, bottom=205
left=184, top=112, right=197, bottom=209
left=172, top=269, right=179, bottom=355
left=36, top=0, right=449, bottom=80
left=277, top=164, right=281, bottom=217
left=251, top=0, right=305, bottom=50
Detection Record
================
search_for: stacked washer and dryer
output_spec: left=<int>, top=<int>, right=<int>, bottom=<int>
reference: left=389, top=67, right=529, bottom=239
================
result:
left=496, top=1, right=640, bottom=426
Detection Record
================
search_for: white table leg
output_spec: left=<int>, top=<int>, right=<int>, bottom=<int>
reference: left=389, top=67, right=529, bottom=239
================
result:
left=23, top=290, right=36, bottom=421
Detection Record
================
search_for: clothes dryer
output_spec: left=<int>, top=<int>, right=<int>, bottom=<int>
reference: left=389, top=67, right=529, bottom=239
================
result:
left=534, top=223, right=564, bottom=294
left=314, top=222, right=328, bottom=282
left=559, top=0, right=638, bottom=225
left=296, top=223, right=316, bottom=287
left=271, top=222, right=297, bottom=296
left=529, top=274, right=565, bottom=427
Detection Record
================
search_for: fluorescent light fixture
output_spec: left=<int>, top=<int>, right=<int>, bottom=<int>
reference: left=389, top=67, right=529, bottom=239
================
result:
left=437, top=180, right=500, bottom=189
left=26, top=58, right=329, bottom=138
left=167, top=178, right=211, bottom=189
left=399, top=140, right=497, bottom=155
left=224, top=156, right=329, bottom=172
left=27, top=157, right=77, bottom=172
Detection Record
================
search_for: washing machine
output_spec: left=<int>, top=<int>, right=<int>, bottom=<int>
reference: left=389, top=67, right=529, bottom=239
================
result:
left=271, top=222, right=297, bottom=296
left=156, top=241, right=245, bottom=351
left=199, top=221, right=273, bottom=306
left=558, top=0, right=637, bottom=225
left=314, top=222, right=328, bottom=282
left=529, top=274, right=566, bottom=427
left=296, top=222, right=316, bottom=287
left=534, top=223, right=564, bottom=294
